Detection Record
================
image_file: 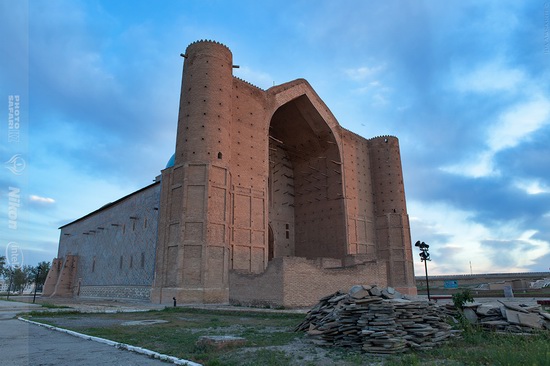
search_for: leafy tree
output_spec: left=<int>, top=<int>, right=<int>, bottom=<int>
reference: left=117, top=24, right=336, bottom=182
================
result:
left=30, top=261, right=51, bottom=290
left=0, top=256, right=5, bottom=277
left=4, top=267, right=13, bottom=292
left=7, top=265, right=33, bottom=293
left=3, top=261, right=52, bottom=293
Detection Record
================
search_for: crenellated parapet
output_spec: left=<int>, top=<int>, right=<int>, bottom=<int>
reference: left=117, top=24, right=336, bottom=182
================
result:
left=368, top=134, right=398, bottom=141
left=185, top=39, right=231, bottom=52
left=233, top=76, right=265, bottom=91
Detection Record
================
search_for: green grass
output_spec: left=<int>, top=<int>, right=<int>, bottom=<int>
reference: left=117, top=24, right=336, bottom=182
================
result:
left=214, top=349, right=294, bottom=366
left=40, top=302, right=71, bottom=309
left=25, top=310, right=82, bottom=317
left=24, top=307, right=550, bottom=366
left=423, top=329, right=550, bottom=366
left=26, top=307, right=305, bottom=365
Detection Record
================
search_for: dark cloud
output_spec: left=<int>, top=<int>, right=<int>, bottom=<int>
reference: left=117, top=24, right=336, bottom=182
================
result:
left=408, top=166, right=550, bottom=223
left=405, top=109, right=550, bottom=226
left=495, top=129, right=550, bottom=182
left=529, top=251, right=550, bottom=272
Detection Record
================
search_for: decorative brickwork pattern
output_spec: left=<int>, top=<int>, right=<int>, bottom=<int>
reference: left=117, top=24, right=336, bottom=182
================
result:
left=46, top=183, right=160, bottom=299
left=79, top=285, right=151, bottom=300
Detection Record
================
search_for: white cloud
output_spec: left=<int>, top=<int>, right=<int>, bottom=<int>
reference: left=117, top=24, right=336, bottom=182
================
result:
left=408, top=200, right=550, bottom=275
left=29, top=195, right=55, bottom=204
left=371, top=93, right=389, bottom=107
left=350, top=78, right=391, bottom=107
left=445, top=56, right=550, bottom=179
left=454, top=60, right=525, bottom=93
left=233, top=66, right=273, bottom=89
left=487, top=95, right=550, bottom=151
left=440, top=151, right=496, bottom=178
left=409, top=200, right=491, bottom=274
left=441, top=94, right=550, bottom=178
left=344, top=64, right=386, bottom=81
left=484, top=231, right=550, bottom=269
left=514, top=179, right=550, bottom=195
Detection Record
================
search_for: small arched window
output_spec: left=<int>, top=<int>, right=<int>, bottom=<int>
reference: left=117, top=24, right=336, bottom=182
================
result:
left=217, top=152, right=223, bottom=159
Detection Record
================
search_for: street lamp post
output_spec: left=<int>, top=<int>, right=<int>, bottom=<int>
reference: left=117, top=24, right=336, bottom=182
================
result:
left=33, top=267, right=41, bottom=304
left=415, top=241, right=431, bottom=301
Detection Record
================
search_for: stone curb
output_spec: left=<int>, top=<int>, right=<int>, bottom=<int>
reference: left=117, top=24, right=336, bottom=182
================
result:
left=17, top=317, right=202, bottom=366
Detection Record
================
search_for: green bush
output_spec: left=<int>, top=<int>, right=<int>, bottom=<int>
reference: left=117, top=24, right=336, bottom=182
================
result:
left=452, top=289, right=474, bottom=310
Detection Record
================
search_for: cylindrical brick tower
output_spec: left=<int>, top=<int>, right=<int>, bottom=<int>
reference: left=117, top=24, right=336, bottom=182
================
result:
left=176, top=40, right=233, bottom=166
left=368, top=136, right=406, bottom=216
left=152, top=40, right=233, bottom=304
left=368, top=136, right=416, bottom=295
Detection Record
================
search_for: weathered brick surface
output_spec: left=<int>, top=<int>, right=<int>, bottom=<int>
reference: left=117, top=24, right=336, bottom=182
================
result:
left=49, top=183, right=160, bottom=299
left=230, top=256, right=388, bottom=308
left=79, top=285, right=151, bottom=300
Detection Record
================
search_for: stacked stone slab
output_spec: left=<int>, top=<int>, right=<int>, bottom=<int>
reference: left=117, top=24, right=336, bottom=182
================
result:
left=460, top=300, right=550, bottom=332
left=295, top=285, right=460, bottom=354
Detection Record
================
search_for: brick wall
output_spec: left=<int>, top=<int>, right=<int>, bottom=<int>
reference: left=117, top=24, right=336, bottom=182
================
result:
left=341, top=129, right=377, bottom=256
left=230, top=256, right=387, bottom=308
left=56, top=182, right=160, bottom=299
left=79, top=285, right=151, bottom=300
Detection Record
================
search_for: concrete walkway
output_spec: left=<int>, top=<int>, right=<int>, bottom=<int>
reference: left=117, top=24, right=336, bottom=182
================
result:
left=0, top=300, right=188, bottom=366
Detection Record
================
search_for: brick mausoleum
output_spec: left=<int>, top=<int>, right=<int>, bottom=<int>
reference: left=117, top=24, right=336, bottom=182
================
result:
left=43, top=40, right=417, bottom=307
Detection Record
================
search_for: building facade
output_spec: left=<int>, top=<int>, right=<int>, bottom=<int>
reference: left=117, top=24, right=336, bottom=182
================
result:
left=44, top=40, right=416, bottom=307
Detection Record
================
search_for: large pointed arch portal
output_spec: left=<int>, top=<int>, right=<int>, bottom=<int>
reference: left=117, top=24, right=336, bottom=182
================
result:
left=268, top=95, right=347, bottom=260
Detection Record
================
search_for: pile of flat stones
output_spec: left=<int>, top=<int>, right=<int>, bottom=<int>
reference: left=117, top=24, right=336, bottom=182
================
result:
left=295, top=285, right=461, bottom=354
left=459, top=300, right=550, bottom=332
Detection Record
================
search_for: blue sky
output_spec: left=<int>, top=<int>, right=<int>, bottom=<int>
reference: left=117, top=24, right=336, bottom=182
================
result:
left=1, top=0, right=550, bottom=275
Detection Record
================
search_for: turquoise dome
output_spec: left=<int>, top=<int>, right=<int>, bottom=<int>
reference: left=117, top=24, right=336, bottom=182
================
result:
left=165, top=153, right=175, bottom=169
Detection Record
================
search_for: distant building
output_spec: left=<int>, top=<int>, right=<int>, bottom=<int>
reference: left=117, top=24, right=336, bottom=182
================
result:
left=0, top=279, right=8, bottom=292
left=0, top=278, right=35, bottom=294
left=416, top=272, right=550, bottom=291
left=44, top=40, right=416, bottom=307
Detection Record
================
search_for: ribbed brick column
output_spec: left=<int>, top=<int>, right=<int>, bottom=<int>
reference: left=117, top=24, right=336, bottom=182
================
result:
left=368, top=136, right=416, bottom=295
left=152, top=41, right=233, bottom=304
